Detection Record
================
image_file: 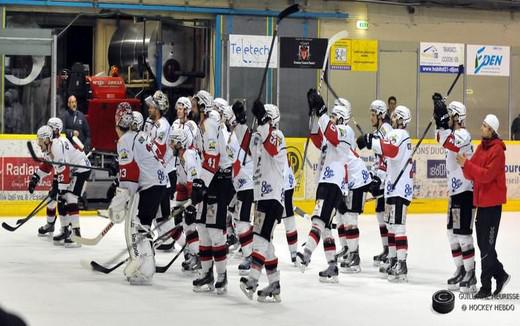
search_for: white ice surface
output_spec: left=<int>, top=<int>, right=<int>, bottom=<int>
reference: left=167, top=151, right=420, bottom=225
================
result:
left=1, top=213, right=519, bottom=326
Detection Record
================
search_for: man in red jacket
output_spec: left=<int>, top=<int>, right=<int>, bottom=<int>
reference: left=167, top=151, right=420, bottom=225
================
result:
left=456, top=114, right=510, bottom=299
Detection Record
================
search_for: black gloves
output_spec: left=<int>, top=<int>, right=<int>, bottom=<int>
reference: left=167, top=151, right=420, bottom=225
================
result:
left=356, top=134, right=373, bottom=150
left=368, top=175, right=383, bottom=197
left=48, top=178, right=59, bottom=199
left=307, top=88, right=327, bottom=117
left=28, top=173, right=40, bottom=194
left=232, top=101, right=247, bottom=125
left=252, top=99, right=270, bottom=125
left=108, top=161, right=119, bottom=177
left=106, top=179, right=119, bottom=201
left=184, top=205, right=197, bottom=225
left=432, top=92, right=449, bottom=129
left=191, top=178, right=206, bottom=205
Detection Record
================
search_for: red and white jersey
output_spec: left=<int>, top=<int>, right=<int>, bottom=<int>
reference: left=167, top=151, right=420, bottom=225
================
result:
left=144, top=116, right=170, bottom=163
left=373, top=128, right=413, bottom=201
left=371, top=122, right=393, bottom=183
left=175, top=148, right=201, bottom=201
left=219, top=126, right=235, bottom=170
left=199, top=110, right=228, bottom=186
left=313, top=115, right=371, bottom=192
left=228, top=131, right=254, bottom=191
left=235, top=123, right=286, bottom=204
left=436, top=128, right=473, bottom=195
left=172, top=119, right=200, bottom=151
left=117, top=131, right=167, bottom=193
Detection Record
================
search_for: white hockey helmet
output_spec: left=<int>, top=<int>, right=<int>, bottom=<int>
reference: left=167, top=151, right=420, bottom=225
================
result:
left=175, top=96, right=192, bottom=113
left=264, top=104, right=280, bottom=126
left=369, top=99, right=388, bottom=117
left=47, top=117, right=63, bottom=134
left=392, top=105, right=412, bottom=127
left=115, top=102, right=134, bottom=129
left=194, top=90, right=214, bottom=113
left=131, top=111, right=144, bottom=131
left=447, top=101, right=466, bottom=123
left=213, top=98, right=229, bottom=114
left=169, top=127, right=190, bottom=149
left=37, top=125, right=53, bottom=141
left=222, top=105, right=236, bottom=126
left=331, top=104, right=352, bottom=125
left=334, top=97, right=352, bottom=111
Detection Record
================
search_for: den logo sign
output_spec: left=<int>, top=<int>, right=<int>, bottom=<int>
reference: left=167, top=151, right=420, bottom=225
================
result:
left=466, top=45, right=510, bottom=77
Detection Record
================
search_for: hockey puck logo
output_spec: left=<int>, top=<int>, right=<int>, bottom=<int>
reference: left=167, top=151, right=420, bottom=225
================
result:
left=432, top=290, right=455, bottom=314
left=286, top=146, right=302, bottom=174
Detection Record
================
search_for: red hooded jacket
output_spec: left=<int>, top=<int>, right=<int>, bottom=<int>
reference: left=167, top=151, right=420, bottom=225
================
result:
left=462, top=137, right=507, bottom=207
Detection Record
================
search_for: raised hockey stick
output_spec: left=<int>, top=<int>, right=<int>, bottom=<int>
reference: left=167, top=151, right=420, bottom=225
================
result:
left=155, top=244, right=187, bottom=273
left=241, top=4, right=300, bottom=166
left=391, top=64, right=464, bottom=191
left=2, top=194, right=51, bottom=232
left=27, top=141, right=112, bottom=172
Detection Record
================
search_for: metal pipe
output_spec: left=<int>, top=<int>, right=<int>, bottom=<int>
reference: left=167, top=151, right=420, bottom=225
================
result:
left=51, top=32, right=57, bottom=117
left=0, top=0, right=348, bottom=19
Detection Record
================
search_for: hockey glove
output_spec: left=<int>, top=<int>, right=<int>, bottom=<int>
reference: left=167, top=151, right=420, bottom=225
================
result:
left=368, top=175, right=383, bottom=197
left=191, top=179, right=207, bottom=205
left=307, top=88, right=327, bottom=117
left=108, top=187, right=130, bottom=224
left=184, top=205, right=197, bottom=225
left=232, top=101, right=247, bottom=125
left=48, top=178, right=59, bottom=199
left=28, top=173, right=40, bottom=194
left=432, top=92, right=449, bottom=129
left=252, top=99, right=270, bottom=125
left=106, top=179, right=119, bottom=201
left=357, top=134, right=373, bottom=150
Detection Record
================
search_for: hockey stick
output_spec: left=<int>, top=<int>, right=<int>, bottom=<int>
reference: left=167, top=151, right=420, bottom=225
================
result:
left=390, top=64, right=464, bottom=191
left=2, top=195, right=51, bottom=232
left=241, top=4, right=300, bottom=166
left=155, top=244, right=187, bottom=273
left=27, top=141, right=111, bottom=172
left=71, top=221, right=114, bottom=246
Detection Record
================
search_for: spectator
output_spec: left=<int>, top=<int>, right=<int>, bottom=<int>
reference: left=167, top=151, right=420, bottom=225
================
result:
left=456, top=114, right=509, bottom=299
left=511, top=113, right=520, bottom=140
left=387, top=96, right=397, bottom=115
left=61, top=95, right=91, bottom=152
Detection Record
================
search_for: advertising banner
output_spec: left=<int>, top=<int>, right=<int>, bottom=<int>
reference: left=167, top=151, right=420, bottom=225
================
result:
left=419, top=42, right=465, bottom=73
left=229, top=34, right=278, bottom=68
left=279, top=37, right=327, bottom=69
left=466, top=44, right=510, bottom=76
left=351, top=39, right=378, bottom=72
left=330, top=39, right=352, bottom=70
left=285, top=138, right=306, bottom=200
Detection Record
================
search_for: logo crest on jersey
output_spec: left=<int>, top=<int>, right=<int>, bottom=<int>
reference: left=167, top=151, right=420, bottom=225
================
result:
left=158, top=131, right=166, bottom=141
left=451, top=177, right=462, bottom=191
left=389, top=135, right=398, bottom=145
left=405, top=184, right=413, bottom=197
left=209, top=140, right=217, bottom=150
left=119, top=148, right=129, bottom=160
left=137, top=136, right=146, bottom=144
left=261, top=181, right=273, bottom=195
left=288, top=173, right=294, bottom=188
left=190, top=168, right=197, bottom=177
left=238, top=178, right=247, bottom=189
left=323, top=166, right=334, bottom=179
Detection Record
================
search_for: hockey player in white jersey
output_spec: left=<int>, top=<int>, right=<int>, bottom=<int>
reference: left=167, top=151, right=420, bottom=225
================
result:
left=29, top=118, right=91, bottom=247
left=234, top=100, right=286, bottom=303
left=367, top=105, right=414, bottom=282
left=433, top=94, right=476, bottom=292
left=190, top=90, right=234, bottom=294
left=108, top=102, right=167, bottom=285
left=144, top=90, right=175, bottom=251
left=356, top=100, right=393, bottom=266
left=172, top=96, right=200, bottom=152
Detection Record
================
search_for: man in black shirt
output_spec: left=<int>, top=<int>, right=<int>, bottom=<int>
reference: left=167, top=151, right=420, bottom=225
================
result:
left=61, top=95, right=91, bottom=152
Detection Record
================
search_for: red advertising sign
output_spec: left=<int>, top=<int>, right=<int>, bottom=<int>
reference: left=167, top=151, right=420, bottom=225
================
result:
left=1, top=157, right=54, bottom=191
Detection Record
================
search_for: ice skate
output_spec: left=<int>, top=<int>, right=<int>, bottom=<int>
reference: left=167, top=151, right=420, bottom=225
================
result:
left=181, top=253, right=201, bottom=273
left=238, top=255, right=252, bottom=276
left=336, top=246, right=349, bottom=263
left=340, top=251, right=361, bottom=273
left=53, top=226, right=71, bottom=246
left=193, top=270, right=215, bottom=292
left=295, top=249, right=311, bottom=273
left=290, top=252, right=297, bottom=267
left=64, top=228, right=81, bottom=248
left=257, top=281, right=281, bottom=303
left=38, top=222, right=55, bottom=237
left=373, top=246, right=388, bottom=267
left=379, top=257, right=396, bottom=274
left=459, top=268, right=477, bottom=294
left=388, top=260, right=407, bottom=282
left=226, top=234, right=239, bottom=252
left=447, top=266, right=465, bottom=291
left=215, top=272, right=227, bottom=295
left=239, top=277, right=258, bottom=300
left=319, top=263, right=339, bottom=283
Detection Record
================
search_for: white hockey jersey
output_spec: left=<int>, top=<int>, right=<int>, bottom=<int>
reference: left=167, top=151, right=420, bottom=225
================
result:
left=284, top=158, right=296, bottom=191
left=436, top=128, right=473, bottom=195
left=199, top=110, right=229, bottom=186
left=175, top=148, right=201, bottom=201
left=172, top=119, right=200, bottom=151
left=371, top=122, right=393, bottom=183
left=312, top=115, right=371, bottom=192
left=235, top=123, right=286, bottom=204
left=117, top=131, right=167, bottom=193
left=144, top=116, right=170, bottom=165
left=228, top=131, right=254, bottom=192
left=373, top=128, right=413, bottom=201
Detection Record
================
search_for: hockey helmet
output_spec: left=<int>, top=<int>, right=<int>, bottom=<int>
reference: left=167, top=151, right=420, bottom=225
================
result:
left=369, top=100, right=388, bottom=117
left=47, top=117, right=63, bottom=134
left=115, top=102, right=134, bottom=129
left=447, top=101, right=466, bottom=123
left=131, top=111, right=144, bottom=131
left=264, top=104, right=280, bottom=126
left=392, top=105, right=411, bottom=127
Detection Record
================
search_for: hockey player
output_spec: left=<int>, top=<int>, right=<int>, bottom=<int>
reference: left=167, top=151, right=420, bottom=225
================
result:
left=144, top=91, right=175, bottom=251
left=235, top=100, right=286, bottom=303
left=108, top=102, right=167, bottom=285
left=356, top=100, right=393, bottom=266
left=29, top=118, right=91, bottom=248
left=362, top=105, right=413, bottom=282
left=168, top=127, right=202, bottom=273
left=190, top=90, right=234, bottom=294
left=433, top=94, right=476, bottom=293
left=172, top=97, right=200, bottom=152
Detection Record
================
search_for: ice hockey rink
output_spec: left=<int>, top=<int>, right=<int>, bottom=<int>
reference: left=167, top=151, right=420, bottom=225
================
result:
left=1, top=212, right=518, bottom=326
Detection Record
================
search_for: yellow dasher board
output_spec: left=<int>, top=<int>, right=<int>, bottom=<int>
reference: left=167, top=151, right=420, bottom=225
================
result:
left=285, top=137, right=306, bottom=200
